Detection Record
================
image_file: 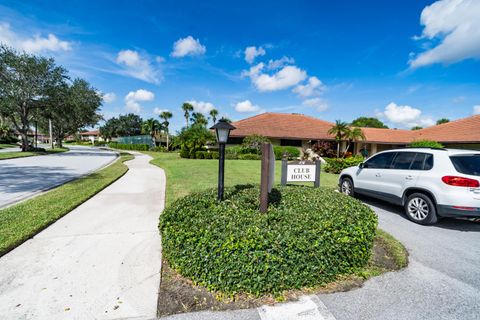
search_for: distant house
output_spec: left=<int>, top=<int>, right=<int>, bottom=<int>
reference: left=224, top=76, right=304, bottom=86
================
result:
left=80, top=130, right=103, bottom=143
left=229, top=112, right=480, bottom=155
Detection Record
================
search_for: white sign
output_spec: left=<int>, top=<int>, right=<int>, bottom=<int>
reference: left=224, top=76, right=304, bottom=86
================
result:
left=287, top=164, right=316, bottom=182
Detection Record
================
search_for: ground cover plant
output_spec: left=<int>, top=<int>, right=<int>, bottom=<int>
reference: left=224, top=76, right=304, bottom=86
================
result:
left=324, top=155, right=364, bottom=174
left=160, top=185, right=378, bottom=296
left=146, top=152, right=339, bottom=205
left=0, top=153, right=133, bottom=256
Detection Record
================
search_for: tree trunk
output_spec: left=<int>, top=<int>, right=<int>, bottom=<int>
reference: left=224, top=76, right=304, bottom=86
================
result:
left=166, top=132, right=169, bottom=151
left=336, top=141, right=340, bottom=158
left=21, top=132, right=28, bottom=152
left=56, top=137, right=63, bottom=148
left=185, top=117, right=189, bottom=128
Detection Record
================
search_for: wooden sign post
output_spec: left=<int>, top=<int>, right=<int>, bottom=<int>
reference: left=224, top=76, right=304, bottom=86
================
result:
left=259, top=143, right=275, bottom=213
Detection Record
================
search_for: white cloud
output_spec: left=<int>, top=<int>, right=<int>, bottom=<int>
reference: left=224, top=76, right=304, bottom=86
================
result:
left=0, top=22, right=72, bottom=53
left=473, top=105, right=480, bottom=115
left=379, top=102, right=435, bottom=128
left=171, top=36, right=206, bottom=57
left=302, top=98, right=328, bottom=112
left=234, top=100, right=262, bottom=113
left=103, top=92, right=116, bottom=103
left=266, top=56, right=295, bottom=70
left=124, top=89, right=154, bottom=113
left=154, top=107, right=169, bottom=115
left=186, top=100, right=215, bottom=113
left=293, top=76, right=325, bottom=97
left=409, top=0, right=480, bottom=68
left=243, top=63, right=307, bottom=92
left=244, top=46, right=266, bottom=64
left=116, top=49, right=162, bottom=84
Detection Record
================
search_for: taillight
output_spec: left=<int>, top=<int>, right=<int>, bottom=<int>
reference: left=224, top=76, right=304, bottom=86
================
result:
left=442, top=176, right=480, bottom=187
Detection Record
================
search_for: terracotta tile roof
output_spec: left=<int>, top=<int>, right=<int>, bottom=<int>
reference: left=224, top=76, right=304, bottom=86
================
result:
left=230, top=112, right=480, bottom=144
left=414, top=114, right=480, bottom=143
left=360, top=127, right=417, bottom=144
left=230, top=113, right=335, bottom=140
left=80, top=130, right=99, bottom=136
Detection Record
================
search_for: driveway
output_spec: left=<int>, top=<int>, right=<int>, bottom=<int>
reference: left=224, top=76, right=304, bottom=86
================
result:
left=0, top=146, right=117, bottom=208
left=0, top=152, right=165, bottom=319
left=161, top=197, right=480, bottom=320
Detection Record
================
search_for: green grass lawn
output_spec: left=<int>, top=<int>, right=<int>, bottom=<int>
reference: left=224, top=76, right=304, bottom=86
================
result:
left=146, top=152, right=339, bottom=205
left=0, top=143, right=17, bottom=149
left=0, top=153, right=134, bottom=256
left=0, top=147, right=69, bottom=160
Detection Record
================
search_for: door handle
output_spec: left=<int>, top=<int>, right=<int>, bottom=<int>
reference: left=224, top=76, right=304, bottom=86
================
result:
left=375, top=173, right=381, bottom=177
left=405, top=175, right=414, bottom=180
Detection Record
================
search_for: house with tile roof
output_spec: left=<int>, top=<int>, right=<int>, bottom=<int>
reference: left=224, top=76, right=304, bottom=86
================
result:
left=228, top=112, right=480, bottom=156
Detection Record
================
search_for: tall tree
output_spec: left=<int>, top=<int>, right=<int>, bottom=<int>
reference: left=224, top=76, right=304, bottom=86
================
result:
left=160, top=111, right=173, bottom=150
left=0, top=45, right=66, bottom=151
left=191, top=112, right=208, bottom=127
left=116, top=114, right=143, bottom=136
left=350, top=117, right=388, bottom=128
left=142, top=118, right=161, bottom=146
left=181, top=102, right=194, bottom=128
left=436, top=118, right=450, bottom=125
left=209, top=108, right=219, bottom=125
left=41, top=78, right=102, bottom=148
left=344, top=127, right=366, bottom=157
left=328, top=120, right=350, bottom=157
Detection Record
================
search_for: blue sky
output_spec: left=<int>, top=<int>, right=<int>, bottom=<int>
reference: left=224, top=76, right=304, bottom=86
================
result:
left=1, top=0, right=480, bottom=132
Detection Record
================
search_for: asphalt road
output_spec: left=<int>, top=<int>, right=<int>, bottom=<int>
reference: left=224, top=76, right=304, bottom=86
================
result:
left=162, top=197, right=480, bottom=320
left=0, top=146, right=117, bottom=208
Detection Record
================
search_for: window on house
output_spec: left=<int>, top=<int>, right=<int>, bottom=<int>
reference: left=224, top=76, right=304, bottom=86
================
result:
left=280, top=139, right=302, bottom=147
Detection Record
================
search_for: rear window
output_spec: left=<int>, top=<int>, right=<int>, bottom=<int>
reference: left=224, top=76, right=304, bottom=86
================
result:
left=450, top=154, right=480, bottom=176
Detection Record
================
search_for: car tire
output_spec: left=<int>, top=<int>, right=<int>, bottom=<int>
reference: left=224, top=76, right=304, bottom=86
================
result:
left=405, top=193, right=438, bottom=225
left=340, top=177, right=355, bottom=197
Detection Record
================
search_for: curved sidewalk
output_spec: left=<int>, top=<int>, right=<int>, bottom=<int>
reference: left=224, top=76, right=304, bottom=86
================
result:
left=0, top=146, right=118, bottom=208
left=0, top=152, right=165, bottom=319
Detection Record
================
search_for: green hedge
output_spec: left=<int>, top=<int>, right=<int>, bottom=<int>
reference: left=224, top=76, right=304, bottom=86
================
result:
left=108, top=142, right=150, bottom=151
left=160, top=185, right=377, bottom=296
left=324, top=156, right=364, bottom=174
left=238, top=153, right=261, bottom=160
left=273, top=146, right=301, bottom=160
left=408, top=140, right=444, bottom=148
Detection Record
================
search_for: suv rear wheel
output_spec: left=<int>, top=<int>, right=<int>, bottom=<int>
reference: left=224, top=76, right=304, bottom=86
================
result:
left=405, top=193, right=438, bottom=225
left=340, top=177, right=354, bottom=197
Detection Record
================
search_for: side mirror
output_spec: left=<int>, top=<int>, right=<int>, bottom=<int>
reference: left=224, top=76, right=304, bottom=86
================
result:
left=359, top=162, right=365, bottom=169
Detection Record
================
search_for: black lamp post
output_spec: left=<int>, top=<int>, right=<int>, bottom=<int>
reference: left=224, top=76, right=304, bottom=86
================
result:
left=210, top=119, right=236, bottom=201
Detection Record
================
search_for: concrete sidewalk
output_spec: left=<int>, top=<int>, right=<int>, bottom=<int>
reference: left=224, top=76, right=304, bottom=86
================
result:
left=0, top=152, right=165, bottom=319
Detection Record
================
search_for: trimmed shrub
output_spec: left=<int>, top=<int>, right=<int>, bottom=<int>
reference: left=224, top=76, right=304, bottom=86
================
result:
left=160, top=185, right=377, bottom=296
left=0, top=136, right=19, bottom=144
left=408, top=140, right=444, bottom=148
left=211, top=151, right=219, bottom=159
left=273, top=146, right=301, bottom=160
left=150, top=146, right=165, bottom=152
left=204, top=152, right=213, bottom=159
left=324, top=156, right=364, bottom=174
left=180, top=149, right=190, bottom=159
left=108, top=142, right=149, bottom=151
left=238, top=153, right=261, bottom=160
left=242, top=134, right=271, bottom=154
left=196, top=151, right=205, bottom=159
left=189, top=150, right=196, bottom=159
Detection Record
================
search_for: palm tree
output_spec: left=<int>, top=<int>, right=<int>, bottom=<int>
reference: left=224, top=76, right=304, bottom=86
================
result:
left=190, top=112, right=208, bottom=127
left=328, top=120, right=350, bottom=157
left=142, top=118, right=161, bottom=146
left=344, top=127, right=366, bottom=157
left=209, top=108, right=219, bottom=125
left=181, top=103, right=194, bottom=128
left=160, top=111, right=173, bottom=150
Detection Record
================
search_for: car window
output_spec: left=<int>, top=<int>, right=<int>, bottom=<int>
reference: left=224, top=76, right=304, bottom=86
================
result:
left=392, top=152, right=416, bottom=170
left=410, top=153, right=426, bottom=170
left=365, top=152, right=396, bottom=169
left=424, top=154, right=434, bottom=170
left=450, top=154, right=480, bottom=176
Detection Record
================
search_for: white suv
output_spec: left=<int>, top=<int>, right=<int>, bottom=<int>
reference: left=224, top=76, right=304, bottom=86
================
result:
left=339, top=148, right=480, bottom=224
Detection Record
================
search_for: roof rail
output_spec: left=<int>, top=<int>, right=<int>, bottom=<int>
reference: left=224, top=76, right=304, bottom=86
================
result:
left=401, top=146, right=448, bottom=151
